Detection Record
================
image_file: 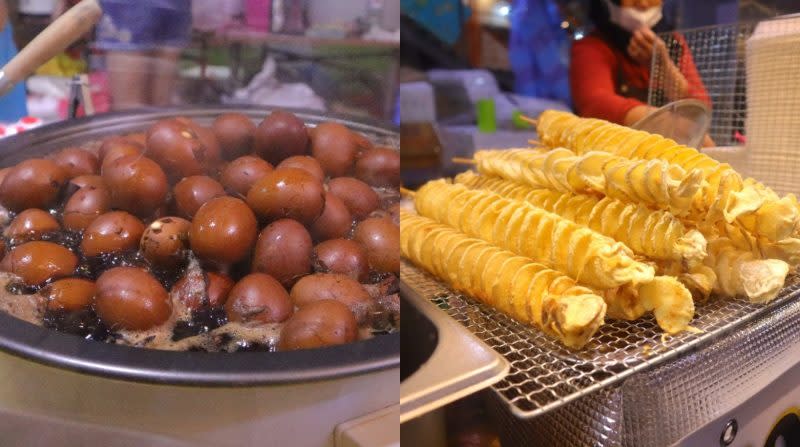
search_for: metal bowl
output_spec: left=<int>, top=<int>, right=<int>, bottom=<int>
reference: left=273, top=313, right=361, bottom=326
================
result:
left=0, top=105, right=400, bottom=386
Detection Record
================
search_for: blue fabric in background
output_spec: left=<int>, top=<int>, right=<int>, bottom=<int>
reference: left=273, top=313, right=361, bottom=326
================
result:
left=96, top=0, right=192, bottom=51
left=0, top=25, right=28, bottom=122
left=509, top=0, right=571, bottom=107
left=401, top=0, right=466, bottom=45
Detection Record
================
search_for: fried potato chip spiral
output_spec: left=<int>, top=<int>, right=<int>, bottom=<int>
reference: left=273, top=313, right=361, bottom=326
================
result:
left=400, top=211, right=606, bottom=349
left=414, top=180, right=655, bottom=290
left=454, top=171, right=707, bottom=264
left=473, top=148, right=703, bottom=216
left=535, top=110, right=800, bottom=241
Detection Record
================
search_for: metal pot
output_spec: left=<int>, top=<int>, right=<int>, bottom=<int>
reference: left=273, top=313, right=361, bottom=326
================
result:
left=0, top=106, right=400, bottom=447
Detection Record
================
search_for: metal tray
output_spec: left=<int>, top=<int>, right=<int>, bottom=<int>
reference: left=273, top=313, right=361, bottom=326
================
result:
left=401, top=259, right=800, bottom=419
left=399, top=282, right=508, bottom=423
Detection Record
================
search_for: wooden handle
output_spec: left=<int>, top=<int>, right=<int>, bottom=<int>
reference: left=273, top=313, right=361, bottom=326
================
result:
left=1, top=0, right=102, bottom=89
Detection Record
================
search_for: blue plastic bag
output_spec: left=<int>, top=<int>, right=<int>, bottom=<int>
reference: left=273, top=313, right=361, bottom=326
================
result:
left=0, top=24, right=28, bottom=122
left=509, top=0, right=571, bottom=107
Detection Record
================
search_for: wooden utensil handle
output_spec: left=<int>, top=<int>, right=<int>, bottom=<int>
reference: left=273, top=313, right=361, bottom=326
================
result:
left=0, top=0, right=102, bottom=92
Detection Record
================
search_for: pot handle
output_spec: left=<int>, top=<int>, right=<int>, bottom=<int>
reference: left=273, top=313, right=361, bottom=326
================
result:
left=0, top=0, right=103, bottom=96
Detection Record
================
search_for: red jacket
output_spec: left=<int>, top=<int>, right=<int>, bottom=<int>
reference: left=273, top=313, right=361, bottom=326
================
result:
left=570, top=32, right=709, bottom=125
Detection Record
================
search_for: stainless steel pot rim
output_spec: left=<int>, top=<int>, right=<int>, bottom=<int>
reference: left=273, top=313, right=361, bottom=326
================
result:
left=0, top=105, right=400, bottom=386
left=0, top=311, right=399, bottom=386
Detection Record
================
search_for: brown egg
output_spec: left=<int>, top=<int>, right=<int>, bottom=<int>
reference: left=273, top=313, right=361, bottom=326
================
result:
left=0, top=159, right=67, bottom=212
left=279, top=300, right=357, bottom=351
left=354, top=147, right=400, bottom=187
left=172, top=270, right=235, bottom=310
left=173, top=116, right=198, bottom=127
left=309, top=192, right=353, bottom=242
left=220, top=155, right=274, bottom=197
left=52, top=147, right=99, bottom=179
left=328, top=177, right=380, bottom=220
left=0, top=168, right=10, bottom=187
left=310, top=122, right=359, bottom=177
left=193, top=126, right=222, bottom=171
left=80, top=211, right=145, bottom=257
left=43, top=278, right=96, bottom=312
left=140, top=217, right=191, bottom=268
left=66, top=175, right=105, bottom=194
left=206, top=272, right=235, bottom=308
left=62, top=185, right=111, bottom=231
left=173, top=176, right=226, bottom=219
left=253, top=110, right=309, bottom=165
left=100, top=144, right=142, bottom=172
left=189, top=197, right=257, bottom=264
left=290, top=273, right=372, bottom=324
left=225, top=273, right=293, bottom=324
left=312, top=239, right=369, bottom=282
left=98, top=136, right=143, bottom=162
left=213, top=113, right=256, bottom=160
left=252, top=219, right=313, bottom=288
left=352, top=132, right=375, bottom=154
left=146, top=119, right=221, bottom=179
left=0, top=241, right=77, bottom=285
left=95, top=267, right=171, bottom=330
left=246, top=167, right=325, bottom=225
left=101, top=155, right=168, bottom=217
left=276, top=155, right=325, bottom=183
left=125, top=133, right=147, bottom=147
left=5, top=209, right=60, bottom=240
left=354, top=217, right=400, bottom=273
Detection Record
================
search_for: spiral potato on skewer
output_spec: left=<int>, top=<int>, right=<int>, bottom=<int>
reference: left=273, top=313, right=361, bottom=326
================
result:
left=473, top=148, right=703, bottom=216
left=535, top=110, right=800, bottom=242
left=415, top=180, right=654, bottom=289
left=401, top=211, right=606, bottom=349
left=703, top=238, right=789, bottom=303
left=454, top=171, right=707, bottom=264
left=412, top=180, right=696, bottom=333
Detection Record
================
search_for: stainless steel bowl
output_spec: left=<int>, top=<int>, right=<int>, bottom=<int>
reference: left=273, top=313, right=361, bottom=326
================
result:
left=0, top=105, right=400, bottom=385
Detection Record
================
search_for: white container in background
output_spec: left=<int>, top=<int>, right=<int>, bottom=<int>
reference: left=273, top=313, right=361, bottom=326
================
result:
left=745, top=16, right=800, bottom=195
left=18, top=0, right=57, bottom=15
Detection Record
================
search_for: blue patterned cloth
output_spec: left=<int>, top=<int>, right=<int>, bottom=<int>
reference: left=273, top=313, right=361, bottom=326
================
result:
left=401, top=0, right=465, bottom=45
left=509, top=0, right=571, bottom=107
left=0, top=25, right=27, bottom=122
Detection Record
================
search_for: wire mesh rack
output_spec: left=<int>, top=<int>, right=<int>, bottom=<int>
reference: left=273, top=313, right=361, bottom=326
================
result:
left=648, top=22, right=753, bottom=147
left=401, top=259, right=800, bottom=419
left=649, top=15, right=800, bottom=195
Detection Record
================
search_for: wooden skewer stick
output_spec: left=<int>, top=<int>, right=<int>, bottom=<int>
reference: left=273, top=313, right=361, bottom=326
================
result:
left=528, top=139, right=542, bottom=146
left=520, top=115, right=538, bottom=126
left=400, top=187, right=416, bottom=198
left=451, top=157, right=477, bottom=165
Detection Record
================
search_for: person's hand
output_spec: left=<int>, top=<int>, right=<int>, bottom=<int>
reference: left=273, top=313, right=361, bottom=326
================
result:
left=627, top=27, right=666, bottom=66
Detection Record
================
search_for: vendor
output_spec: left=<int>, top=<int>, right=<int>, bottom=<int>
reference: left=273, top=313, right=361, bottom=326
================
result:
left=570, top=0, right=710, bottom=134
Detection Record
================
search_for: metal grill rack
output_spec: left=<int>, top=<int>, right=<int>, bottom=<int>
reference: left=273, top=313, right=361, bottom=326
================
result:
left=648, top=22, right=754, bottom=147
left=401, top=259, right=800, bottom=419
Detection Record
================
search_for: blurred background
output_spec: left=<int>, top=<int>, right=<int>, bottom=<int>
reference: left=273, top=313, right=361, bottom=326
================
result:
left=0, top=0, right=400, bottom=135
left=399, top=0, right=800, bottom=188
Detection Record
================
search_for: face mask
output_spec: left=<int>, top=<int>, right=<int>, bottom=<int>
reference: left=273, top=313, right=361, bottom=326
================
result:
left=604, top=0, right=663, bottom=32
